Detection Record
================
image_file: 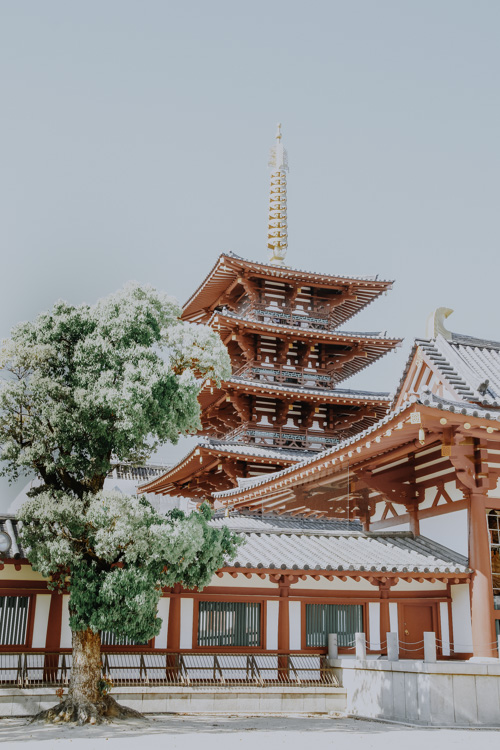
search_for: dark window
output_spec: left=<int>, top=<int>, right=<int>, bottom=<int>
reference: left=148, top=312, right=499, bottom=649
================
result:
left=0, top=596, right=30, bottom=645
left=198, top=601, right=261, bottom=647
left=305, top=603, right=363, bottom=648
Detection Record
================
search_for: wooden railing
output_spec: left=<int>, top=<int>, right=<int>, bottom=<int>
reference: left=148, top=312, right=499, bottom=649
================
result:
left=0, top=652, right=339, bottom=688
left=233, top=363, right=333, bottom=389
left=226, top=425, right=340, bottom=452
left=234, top=298, right=337, bottom=331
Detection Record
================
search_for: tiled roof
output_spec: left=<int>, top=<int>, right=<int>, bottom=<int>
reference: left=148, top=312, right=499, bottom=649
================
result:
left=198, top=438, right=314, bottom=462
left=0, top=510, right=470, bottom=574
left=396, top=333, right=500, bottom=408
left=111, top=464, right=171, bottom=481
left=214, top=309, right=395, bottom=341
left=228, top=376, right=390, bottom=402
left=213, top=392, right=500, bottom=500
left=209, top=514, right=469, bottom=573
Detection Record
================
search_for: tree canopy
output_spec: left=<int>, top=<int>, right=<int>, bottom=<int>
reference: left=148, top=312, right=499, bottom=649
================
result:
left=19, top=492, right=241, bottom=641
left=0, top=283, right=231, bottom=495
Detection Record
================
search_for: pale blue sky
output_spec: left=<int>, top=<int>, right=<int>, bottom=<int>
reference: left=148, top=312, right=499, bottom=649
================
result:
left=1, top=1, right=499, bottom=508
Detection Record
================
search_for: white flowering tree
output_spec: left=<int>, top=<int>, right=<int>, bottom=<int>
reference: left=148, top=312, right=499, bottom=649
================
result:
left=0, top=284, right=241, bottom=724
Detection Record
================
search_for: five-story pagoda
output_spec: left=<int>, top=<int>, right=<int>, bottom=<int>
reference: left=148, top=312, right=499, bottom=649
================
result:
left=141, top=126, right=401, bottom=501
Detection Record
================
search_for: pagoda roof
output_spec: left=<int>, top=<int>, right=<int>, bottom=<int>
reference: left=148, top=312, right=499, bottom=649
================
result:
left=212, top=310, right=400, bottom=344
left=211, top=392, right=500, bottom=514
left=201, top=377, right=391, bottom=407
left=213, top=311, right=401, bottom=382
left=182, top=253, right=394, bottom=325
left=138, top=438, right=311, bottom=495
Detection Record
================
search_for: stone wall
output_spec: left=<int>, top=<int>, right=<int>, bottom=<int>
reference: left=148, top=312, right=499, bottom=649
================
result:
left=0, top=686, right=347, bottom=717
left=332, top=657, right=500, bottom=726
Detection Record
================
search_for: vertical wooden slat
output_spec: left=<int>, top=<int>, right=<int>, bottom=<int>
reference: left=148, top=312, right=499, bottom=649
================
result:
left=0, top=597, right=29, bottom=645
left=305, top=604, right=363, bottom=647
left=197, top=601, right=261, bottom=647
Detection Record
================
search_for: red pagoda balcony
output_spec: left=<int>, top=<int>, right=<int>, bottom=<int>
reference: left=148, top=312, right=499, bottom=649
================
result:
left=233, top=362, right=333, bottom=389
left=226, top=424, right=340, bottom=452
left=237, top=299, right=336, bottom=331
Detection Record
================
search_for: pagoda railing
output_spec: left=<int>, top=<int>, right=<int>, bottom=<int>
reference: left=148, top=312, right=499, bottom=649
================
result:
left=233, top=363, right=333, bottom=389
left=235, top=299, right=337, bottom=331
left=226, top=424, right=340, bottom=452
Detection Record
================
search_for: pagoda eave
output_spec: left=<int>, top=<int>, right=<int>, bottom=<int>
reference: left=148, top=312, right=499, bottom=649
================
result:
left=138, top=440, right=307, bottom=497
left=182, top=253, right=394, bottom=325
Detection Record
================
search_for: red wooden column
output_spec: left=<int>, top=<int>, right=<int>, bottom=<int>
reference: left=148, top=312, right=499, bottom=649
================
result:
left=167, top=584, right=182, bottom=651
left=278, top=579, right=290, bottom=653
left=166, top=584, right=182, bottom=680
left=277, top=575, right=297, bottom=681
left=469, top=493, right=496, bottom=657
left=43, top=591, right=63, bottom=681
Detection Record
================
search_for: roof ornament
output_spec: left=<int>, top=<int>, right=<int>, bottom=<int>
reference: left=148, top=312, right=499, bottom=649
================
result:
left=267, top=123, right=289, bottom=266
left=426, top=307, right=453, bottom=340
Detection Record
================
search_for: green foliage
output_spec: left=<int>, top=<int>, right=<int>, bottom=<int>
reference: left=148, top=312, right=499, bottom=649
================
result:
left=1, top=283, right=240, bottom=641
left=0, top=283, right=231, bottom=494
left=19, top=492, right=243, bottom=641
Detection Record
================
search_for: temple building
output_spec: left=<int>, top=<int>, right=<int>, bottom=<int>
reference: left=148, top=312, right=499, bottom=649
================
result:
left=1, top=128, right=499, bottom=677
left=141, top=126, right=401, bottom=501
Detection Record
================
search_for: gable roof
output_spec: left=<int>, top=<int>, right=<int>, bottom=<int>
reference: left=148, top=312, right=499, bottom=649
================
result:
left=394, top=332, right=500, bottom=409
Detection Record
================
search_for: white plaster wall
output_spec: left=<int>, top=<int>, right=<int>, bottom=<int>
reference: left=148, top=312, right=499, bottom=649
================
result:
left=368, top=602, right=380, bottom=650
left=420, top=509, right=468, bottom=557
left=440, top=601, right=450, bottom=656
left=60, top=595, right=71, bottom=649
left=292, top=577, right=373, bottom=591
left=155, top=598, right=170, bottom=649
left=451, top=584, right=473, bottom=653
left=392, top=580, right=447, bottom=592
left=266, top=600, right=279, bottom=650
left=389, top=602, right=398, bottom=638
left=179, top=598, right=194, bottom=650
left=209, top=573, right=277, bottom=588
left=0, top=565, right=45, bottom=582
left=31, top=595, right=51, bottom=648
left=289, top=601, right=301, bottom=651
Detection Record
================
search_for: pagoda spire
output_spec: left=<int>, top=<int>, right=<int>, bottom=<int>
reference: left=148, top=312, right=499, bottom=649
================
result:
left=267, top=123, right=289, bottom=266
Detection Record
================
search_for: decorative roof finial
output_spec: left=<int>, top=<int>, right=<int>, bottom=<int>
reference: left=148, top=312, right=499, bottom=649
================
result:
left=267, top=123, right=288, bottom=266
left=426, top=307, right=453, bottom=340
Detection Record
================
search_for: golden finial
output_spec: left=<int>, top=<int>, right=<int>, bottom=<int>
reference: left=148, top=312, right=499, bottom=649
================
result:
left=268, top=123, right=288, bottom=266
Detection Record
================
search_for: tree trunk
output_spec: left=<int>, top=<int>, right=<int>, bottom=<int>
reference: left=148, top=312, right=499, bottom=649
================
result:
left=69, top=628, right=102, bottom=707
left=32, top=628, right=143, bottom=725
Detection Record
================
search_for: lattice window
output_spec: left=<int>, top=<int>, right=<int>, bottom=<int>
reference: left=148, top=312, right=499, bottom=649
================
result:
left=197, top=601, right=261, bottom=647
left=100, top=631, right=146, bottom=646
left=488, top=510, right=500, bottom=611
left=0, top=596, right=30, bottom=645
left=305, top=603, right=363, bottom=648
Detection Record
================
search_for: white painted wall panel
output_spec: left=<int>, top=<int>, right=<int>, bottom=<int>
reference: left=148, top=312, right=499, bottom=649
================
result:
left=420, top=509, right=468, bottom=557
left=451, top=584, right=473, bottom=653
left=155, top=598, right=170, bottom=649
left=266, top=600, right=279, bottom=650
left=289, top=601, right=301, bottom=651
left=368, top=602, right=381, bottom=650
left=31, top=595, right=51, bottom=648
left=60, top=595, right=72, bottom=649
left=179, top=598, right=194, bottom=650
left=389, top=602, right=398, bottom=638
left=439, top=601, right=450, bottom=656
